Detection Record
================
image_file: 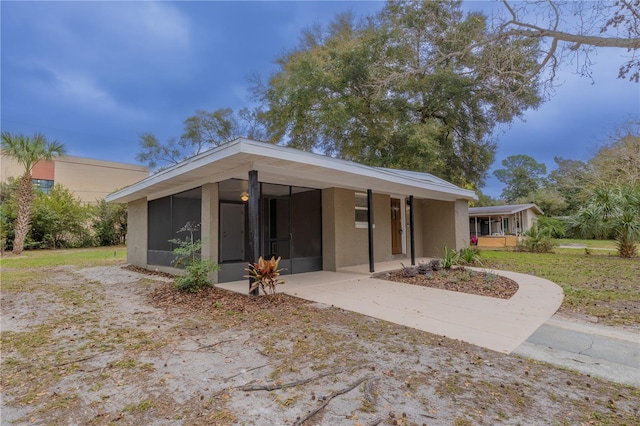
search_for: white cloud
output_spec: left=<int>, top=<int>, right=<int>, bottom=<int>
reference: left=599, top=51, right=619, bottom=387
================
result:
left=3, top=2, right=195, bottom=119
left=25, top=61, right=149, bottom=120
left=92, top=2, right=191, bottom=52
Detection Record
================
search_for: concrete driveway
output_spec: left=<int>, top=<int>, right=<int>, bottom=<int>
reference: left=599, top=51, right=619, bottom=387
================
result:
left=217, top=260, right=564, bottom=354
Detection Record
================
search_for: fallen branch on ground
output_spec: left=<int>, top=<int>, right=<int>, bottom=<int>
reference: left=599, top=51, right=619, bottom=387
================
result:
left=53, top=353, right=101, bottom=368
left=364, top=376, right=379, bottom=405
left=293, top=375, right=374, bottom=426
left=238, top=365, right=370, bottom=392
left=239, top=368, right=346, bottom=392
left=223, top=364, right=270, bottom=382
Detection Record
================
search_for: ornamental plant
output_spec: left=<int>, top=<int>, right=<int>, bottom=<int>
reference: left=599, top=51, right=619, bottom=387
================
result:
left=245, top=256, right=285, bottom=296
left=170, top=222, right=220, bottom=293
left=441, top=246, right=460, bottom=269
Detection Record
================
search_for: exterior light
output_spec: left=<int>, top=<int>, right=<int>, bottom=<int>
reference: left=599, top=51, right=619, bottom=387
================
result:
left=240, top=192, right=249, bottom=202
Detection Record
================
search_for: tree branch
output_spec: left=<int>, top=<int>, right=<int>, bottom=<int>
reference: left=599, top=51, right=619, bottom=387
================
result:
left=502, top=28, right=640, bottom=49
left=293, top=375, right=373, bottom=426
left=237, top=365, right=367, bottom=392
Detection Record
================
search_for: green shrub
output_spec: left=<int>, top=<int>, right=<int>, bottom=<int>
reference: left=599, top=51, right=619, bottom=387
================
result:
left=170, top=222, right=220, bottom=293
left=441, top=246, right=460, bottom=269
left=516, top=224, right=555, bottom=253
left=459, top=246, right=482, bottom=265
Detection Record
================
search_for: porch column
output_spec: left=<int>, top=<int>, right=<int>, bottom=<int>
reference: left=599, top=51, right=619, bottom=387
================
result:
left=248, top=170, right=260, bottom=295
left=474, top=217, right=478, bottom=237
left=409, top=195, right=415, bottom=266
left=367, top=189, right=375, bottom=273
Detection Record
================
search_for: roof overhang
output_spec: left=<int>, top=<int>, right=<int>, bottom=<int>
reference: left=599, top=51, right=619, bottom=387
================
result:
left=469, top=204, right=544, bottom=217
left=106, top=139, right=477, bottom=204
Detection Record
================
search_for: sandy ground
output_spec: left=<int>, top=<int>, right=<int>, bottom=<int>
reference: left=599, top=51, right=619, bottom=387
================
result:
left=1, top=263, right=639, bottom=425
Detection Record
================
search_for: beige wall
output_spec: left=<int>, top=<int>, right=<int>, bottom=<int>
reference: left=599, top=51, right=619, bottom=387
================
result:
left=322, top=188, right=393, bottom=270
left=0, top=154, right=148, bottom=203
left=201, top=183, right=219, bottom=282
left=127, top=198, right=148, bottom=266
left=522, top=209, right=539, bottom=232
left=54, top=157, right=148, bottom=203
left=321, top=188, right=337, bottom=271
left=405, top=199, right=424, bottom=260
left=417, top=199, right=469, bottom=257
left=454, top=200, right=470, bottom=250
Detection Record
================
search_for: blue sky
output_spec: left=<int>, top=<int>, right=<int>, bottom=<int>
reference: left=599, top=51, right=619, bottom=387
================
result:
left=1, top=1, right=638, bottom=198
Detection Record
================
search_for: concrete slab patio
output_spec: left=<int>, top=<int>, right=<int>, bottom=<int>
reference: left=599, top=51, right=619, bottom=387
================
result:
left=217, top=259, right=564, bottom=354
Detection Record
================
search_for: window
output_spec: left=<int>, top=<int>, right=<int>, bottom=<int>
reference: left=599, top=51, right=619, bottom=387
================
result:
left=355, top=192, right=372, bottom=228
left=32, top=179, right=54, bottom=195
left=147, top=187, right=202, bottom=267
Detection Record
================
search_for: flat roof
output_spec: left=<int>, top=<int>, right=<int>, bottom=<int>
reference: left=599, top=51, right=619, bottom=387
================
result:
left=106, top=138, right=477, bottom=203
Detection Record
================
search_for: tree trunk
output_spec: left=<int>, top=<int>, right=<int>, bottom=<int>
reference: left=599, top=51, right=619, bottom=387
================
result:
left=617, top=235, right=638, bottom=258
left=12, top=173, right=34, bottom=255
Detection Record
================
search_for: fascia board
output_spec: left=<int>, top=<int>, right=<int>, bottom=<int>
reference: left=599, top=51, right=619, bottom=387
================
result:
left=107, top=138, right=477, bottom=203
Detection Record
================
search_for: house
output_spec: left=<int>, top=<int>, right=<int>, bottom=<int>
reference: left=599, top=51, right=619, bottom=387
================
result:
left=1, top=153, right=149, bottom=203
left=469, top=203, right=543, bottom=247
left=106, top=138, right=477, bottom=283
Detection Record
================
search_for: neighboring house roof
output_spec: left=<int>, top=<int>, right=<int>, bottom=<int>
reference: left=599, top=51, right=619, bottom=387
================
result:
left=106, top=138, right=477, bottom=204
left=469, top=203, right=544, bottom=217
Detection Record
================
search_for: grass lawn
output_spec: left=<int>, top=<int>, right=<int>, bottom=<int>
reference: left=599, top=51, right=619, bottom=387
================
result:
left=480, top=248, right=640, bottom=327
left=0, top=245, right=126, bottom=269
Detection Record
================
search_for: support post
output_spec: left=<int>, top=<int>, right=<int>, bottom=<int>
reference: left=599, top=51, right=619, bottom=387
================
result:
left=409, top=196, right=415, bottom=266
left=367, top=189, right=374, bottom=273
left=248, top=170, right=260, bottom=295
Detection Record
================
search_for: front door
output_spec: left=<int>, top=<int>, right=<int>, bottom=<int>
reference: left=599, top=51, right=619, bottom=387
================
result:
left=220, top=203, right=245, bottom=262
left=390, top=198, right=403, bottom=255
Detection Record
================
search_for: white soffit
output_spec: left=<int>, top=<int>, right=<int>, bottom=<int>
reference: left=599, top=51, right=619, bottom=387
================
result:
left=106, top=138, right=477, bottom=203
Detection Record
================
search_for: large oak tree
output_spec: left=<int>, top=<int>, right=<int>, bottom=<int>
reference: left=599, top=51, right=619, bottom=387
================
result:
left=256, top=1, right=543, bottom=188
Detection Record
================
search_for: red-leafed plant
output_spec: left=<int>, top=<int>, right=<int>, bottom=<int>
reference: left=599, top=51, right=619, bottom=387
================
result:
left=245, top=256, right=285, bottom=295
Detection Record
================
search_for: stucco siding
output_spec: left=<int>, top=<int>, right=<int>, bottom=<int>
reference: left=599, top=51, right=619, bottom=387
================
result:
left=420, top=199, right=457, bottom=257
left=321, top=188, right=338, bottom=271
left=407, top=200, right=424, bottom=259
left=322, top=188, right=393, bottom=269
left=454, top=200, right=470, bottom=250
left=201, top=183, right=219, bottom=282
left=127, top=198, right=147, bottom=266
left=373, top=193, right=392, bottom=263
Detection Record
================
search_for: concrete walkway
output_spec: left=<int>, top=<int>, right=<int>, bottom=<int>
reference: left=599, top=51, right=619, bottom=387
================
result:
left=514, top=315, right=640, bottom=387
left=217, top=259, right=564, bottom=354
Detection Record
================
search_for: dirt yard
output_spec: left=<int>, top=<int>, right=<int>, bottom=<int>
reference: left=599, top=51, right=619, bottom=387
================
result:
left=1, top=262, right=639, bottom=425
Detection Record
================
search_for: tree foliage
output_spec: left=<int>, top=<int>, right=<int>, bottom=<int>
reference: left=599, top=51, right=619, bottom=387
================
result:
left=136, top=107, right=268, bottom=172
left=570, top=185, right=640, bottom=258
left=588, top=119, right=640, bottom=187
left=30, top=185, right=91, bottom=249
left=255, top=1, right=543, bottom=188
left=493, top=154, right=547, bottom=203
left=1, top=182, right=128, bottom=251
left=546, top=156, right=589, bottom=215
left=0, top=132, right=66, bottom=254
left=92, top=199, right=127, bottom=246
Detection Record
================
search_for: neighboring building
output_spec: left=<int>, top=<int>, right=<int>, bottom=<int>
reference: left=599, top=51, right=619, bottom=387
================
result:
left=1, top=153, right=149, bottom=203
left=469, top=203, right=543, bottom=247
left=106, top=138, right=477, bottom=283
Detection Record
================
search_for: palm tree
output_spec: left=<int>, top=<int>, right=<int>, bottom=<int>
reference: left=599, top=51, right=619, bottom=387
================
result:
left=570, top=185, right=640, bottom=258
left=1, top=132, right=66, bottom=254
